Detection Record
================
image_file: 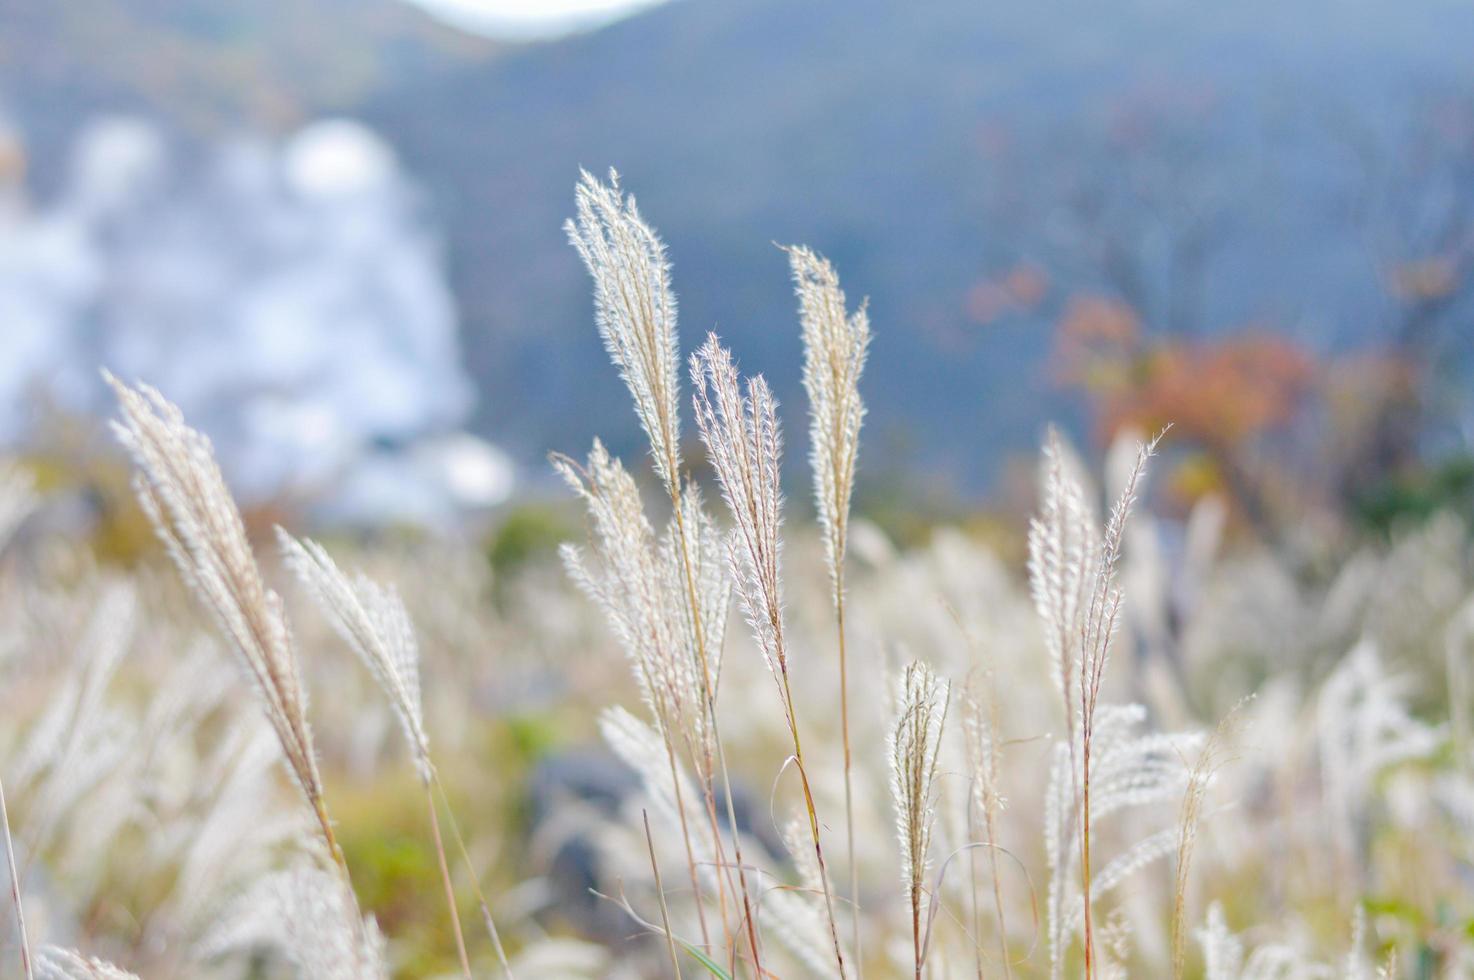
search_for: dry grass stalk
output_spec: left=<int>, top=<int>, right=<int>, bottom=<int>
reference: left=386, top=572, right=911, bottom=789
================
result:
left=643, top=809, right=685, bottom=978
left=1029, top=426, right=1160, bottom=979
left=105, top=374, right=343, bottom=870
left=1, top=772, right=33, bottom=980
left=214, top=863, right=389, bottom=980
left=889, top=661, right=950, bottom=980
left=555, top=444, right=720, bottom=952
left=1075, top=434, right=1160, bottom=978
left=566, top=168, right=683, bottom=496
left=961, top=669, right=1010, bottom=980
left=789, top=244, right=871, bottom=972
left=279, top=531, right=479, bottom=979
left=601, top=707, right=753, bottom=973
left=430, top=781, right=515, bottom=976
left=1171, top=697, right=1249, bottom=980
left=566, top=171, right=763, bottom=970
left=691, top=333, right=850, bottom=978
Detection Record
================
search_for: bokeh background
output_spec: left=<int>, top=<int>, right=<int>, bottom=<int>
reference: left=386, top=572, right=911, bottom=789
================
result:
left=3, top=2, right=1474, bottom=977
left=3, top=0, right=1471, bottom=536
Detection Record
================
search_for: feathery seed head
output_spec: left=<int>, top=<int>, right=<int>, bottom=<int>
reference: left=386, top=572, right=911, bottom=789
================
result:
left=662, top=482, right=730, bottom=706
left=1027, top=426, right=1100, bottom=707
left=566, top=169, right=683, bottom=493
left=889, top=660, right=951, bottom=895
left=788, top=244, right=870, bottom=603
left=106, top=373, right=325, bottom=815
left=35, top=949, right=139, bottom=980
left=961, top=671, right=1006, bottom=818
left=278, top=531, right=431, bottom=781
left=690, top=335, right=787, bottom=677
left=598, top=706, right=706, bottom=851
left=1079, top=431, right=1162, bottom=720
left=208, top=862, right=389, bottom=980
left=555, top=443, right=708, bottom=743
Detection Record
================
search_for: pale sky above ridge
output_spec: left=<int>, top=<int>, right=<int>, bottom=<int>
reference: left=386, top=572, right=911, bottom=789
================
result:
left=408, top=0, right=671, bottom=39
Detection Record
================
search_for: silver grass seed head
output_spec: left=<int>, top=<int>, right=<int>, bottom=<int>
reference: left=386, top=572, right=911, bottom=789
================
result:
left=960, top=673, right=1006, bottom=817
left=659, top=482, right=730, bottom=739
left=105, top=372, right=325, bottom=814
left=554, top=443, right=705, bottom=745
left=597, top=706, right=707, bottom=860
left=1196, top=903, right=1244, bottom=980
left=788, top=244, right=870, bottom=604
left=36, top=948, right=140, bottom=980
left=670, top=482, right=730, bottom=675
left=888, top=660, right=951, bottom=893
left=207, top=861, right=388, bottom=980
left=1027, top=426, right=1100, bottom=704
left=1079, top=430, right=1162, bottom=718
left=277, top=531, right=432, bottom=782
left=690, top=335, right=787, bottom=678
left=566, top=169, right=683, bottom=494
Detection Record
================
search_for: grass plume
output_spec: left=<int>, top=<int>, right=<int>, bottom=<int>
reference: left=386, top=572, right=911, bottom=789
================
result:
left=105, top=374, right=341, bottom=869
left=889, top=660, right=950, bottom=980
left=789, top=244, right=871, bottom=972
left=278, top=531, right=485, bottom=979
left=566, top=170, right=763, bottom=970
left=565, top=168, right=683, bottom=496
left=691, top=332, right=850, bottom=977
left=35, top=948, right=138, bottom=980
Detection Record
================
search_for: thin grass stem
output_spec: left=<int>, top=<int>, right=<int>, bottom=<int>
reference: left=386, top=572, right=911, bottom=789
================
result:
left=0, top=774, right=32, bottom=980
left=424, top=781, right=473, bottom=979
left=644, top=810, right=685, bottom=978
left=432, top=775, right=516, bottom=977
left=671, top=495, right=765, bottom=974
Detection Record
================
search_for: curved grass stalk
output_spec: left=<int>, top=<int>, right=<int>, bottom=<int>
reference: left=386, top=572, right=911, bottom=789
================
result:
left=692, top=335, right=849, bottom=978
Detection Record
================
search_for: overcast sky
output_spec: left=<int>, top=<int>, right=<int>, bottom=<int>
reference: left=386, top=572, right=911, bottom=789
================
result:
left=408, top=0, right=671, bottom=38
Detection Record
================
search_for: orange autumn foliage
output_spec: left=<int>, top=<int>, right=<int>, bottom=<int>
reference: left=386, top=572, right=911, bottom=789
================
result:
left=1052, top=294, right=1314, bottom=451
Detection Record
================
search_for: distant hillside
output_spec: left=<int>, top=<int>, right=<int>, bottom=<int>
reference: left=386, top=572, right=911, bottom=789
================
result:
left=4, top=0, right=1474, bottom=494
left=0, top=0, right=497, bottom=190
left=364, top=0, right=1474, bottom=489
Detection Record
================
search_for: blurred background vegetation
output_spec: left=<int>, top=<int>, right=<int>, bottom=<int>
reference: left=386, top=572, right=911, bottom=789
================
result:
left=2, top=1, right=1474, bottom=975
left=1, top=0, right=1471, bottom=540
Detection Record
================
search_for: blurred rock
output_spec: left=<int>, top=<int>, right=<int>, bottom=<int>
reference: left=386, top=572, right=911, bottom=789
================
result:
left=0, top=115, right=509, bottom=527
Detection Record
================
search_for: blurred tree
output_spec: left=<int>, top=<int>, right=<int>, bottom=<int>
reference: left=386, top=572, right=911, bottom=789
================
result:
left=1337, top=95, right=1474, bottom=503
left=1021, top=89, right=1474, bottom=539
left=1050, top=295, right=1315, bottom=532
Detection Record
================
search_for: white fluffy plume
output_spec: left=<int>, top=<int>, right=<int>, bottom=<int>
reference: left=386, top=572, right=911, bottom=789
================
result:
left=788, top=244, right=870, bottom=604
left=278, top=531, right=431, bottom=781
left=565, top=169, right=684, bottom=494
left=106, top=374, right=325, bottom=821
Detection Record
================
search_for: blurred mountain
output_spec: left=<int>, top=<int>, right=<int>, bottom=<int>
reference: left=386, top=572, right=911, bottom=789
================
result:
left=4, top=0, right=1474, bottom=494
left=361, top=0, right=1474, bottom=489
left=0, top=0, right=497, bottom=189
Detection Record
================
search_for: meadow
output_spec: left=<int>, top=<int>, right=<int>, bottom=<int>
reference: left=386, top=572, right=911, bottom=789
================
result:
left=0, top=170, right=1470, bottom=979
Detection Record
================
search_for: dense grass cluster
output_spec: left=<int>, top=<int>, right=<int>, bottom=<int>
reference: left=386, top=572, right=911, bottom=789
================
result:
left=0, top=171, right=1471, bottom=977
